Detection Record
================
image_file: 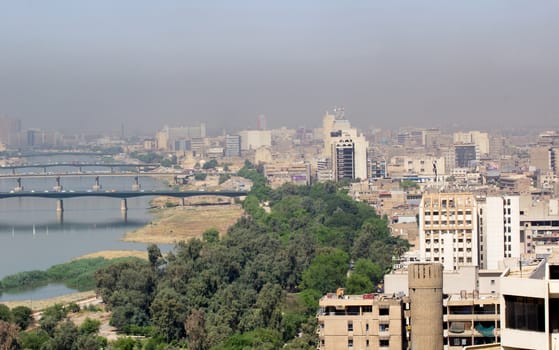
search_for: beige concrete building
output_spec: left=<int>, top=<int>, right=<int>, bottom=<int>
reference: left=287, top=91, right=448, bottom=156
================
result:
left=453, top=131, right=490, bottom=156
left=444, top=292, right=501, bottom=349
left=419, top=192, right=479, bottom=271
left=263, top=162, right=311, bottom=188
left=317, top=290, right=407, bottom=350
left=498, top=174, right=531, bottom=194
left=388, top=155, right=446, bottom=178
left=500, top=250, right=559, bottom=350
left=239, top=130, right=272, bottom=151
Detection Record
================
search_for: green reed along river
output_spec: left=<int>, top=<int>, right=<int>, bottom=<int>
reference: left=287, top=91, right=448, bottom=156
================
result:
left=0, top=156, right=172, bottom=301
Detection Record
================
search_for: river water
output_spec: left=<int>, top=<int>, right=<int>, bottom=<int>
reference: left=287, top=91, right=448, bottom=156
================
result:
left=0, top=154, right=173, bottom=301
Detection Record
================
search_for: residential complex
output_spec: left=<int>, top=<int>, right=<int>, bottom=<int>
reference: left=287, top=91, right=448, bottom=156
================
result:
left=317, top=289, right=407, bottom=350
left=419, top=192, right=478, bottom=271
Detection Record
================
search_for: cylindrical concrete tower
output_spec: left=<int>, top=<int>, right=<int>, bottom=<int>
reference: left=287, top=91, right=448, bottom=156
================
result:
left=408, top=263, right=443, bottom=350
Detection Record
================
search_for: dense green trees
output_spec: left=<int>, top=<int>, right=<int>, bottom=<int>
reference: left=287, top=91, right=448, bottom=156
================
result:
left=89, top=180, right=408, bottom=348
left=11, top=306, right=33, bottom=330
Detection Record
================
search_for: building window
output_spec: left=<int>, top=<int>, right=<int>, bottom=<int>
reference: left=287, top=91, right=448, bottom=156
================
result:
left=379, top=307, right=390, bottom=316
left=348, top=321, right=353, bottom=332
left=505, top=295, right=545, bottom=332
left=380, top=339, right=389, bottom=347
left=366, top=339, right=370, bottom=347
left=348, top=339, right=354, bottom=348
left=365, top=323, right=369, bottom=332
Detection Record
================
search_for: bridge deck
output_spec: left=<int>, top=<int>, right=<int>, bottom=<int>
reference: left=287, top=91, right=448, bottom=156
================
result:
left=0, top=190, right=248, bottom=199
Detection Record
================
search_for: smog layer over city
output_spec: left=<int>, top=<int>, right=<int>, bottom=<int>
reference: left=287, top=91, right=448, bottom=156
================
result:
left=0, top=1, right=558, bottom=350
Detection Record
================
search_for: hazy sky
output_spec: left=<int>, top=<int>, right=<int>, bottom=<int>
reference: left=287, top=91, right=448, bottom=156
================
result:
left=1, top=0, right=558, bottom=134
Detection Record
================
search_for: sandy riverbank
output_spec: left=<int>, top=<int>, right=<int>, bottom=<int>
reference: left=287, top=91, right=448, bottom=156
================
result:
left=1, top=291, right=97, bottom=311
left=122, top=203, right=244, bottom=244
left=72, top=250, right=148, bottom=260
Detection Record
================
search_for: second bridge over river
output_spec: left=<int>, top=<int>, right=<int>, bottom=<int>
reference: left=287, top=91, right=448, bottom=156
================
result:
left=0, top=189, right=248, bottom=213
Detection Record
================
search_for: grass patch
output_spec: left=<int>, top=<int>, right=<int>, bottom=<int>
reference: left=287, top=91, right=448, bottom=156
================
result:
left=0, top=256, right=143, bottom=293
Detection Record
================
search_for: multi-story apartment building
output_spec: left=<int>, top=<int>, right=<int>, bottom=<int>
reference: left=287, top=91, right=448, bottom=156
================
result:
left=0, top=116, right=21, bottom=146
left=519, top=196, right=559, bottom=254
left=239, top=129, right=272, bottom=151
left=263, top=162, right=311, bottom=188
left=454, top=143, right=479, bottom=169
left=370, top=159, right=388, bottom=179
left=322, top=111, right=368, bottom=181
left=155, top=123, right=206, bottom=151
left=317, top=289, right=407, bottom=350
left=498, top=174, right=531, bottom=194
left=419, top=192, right=479, bottom=271
left=453, top=131, right=489, bottom=156
left=388, top=155, right=446, bottom=179
left=478, top=196, right=521, bottom=269
left=224, top=135, right=241, bottom=157
left=444, top=292, right=501, bottom=349
left=319, top=263, right=501, bottom=350
left=316, top=158, right=333, bottom=182
left=332, top=133, right=357, bottom=181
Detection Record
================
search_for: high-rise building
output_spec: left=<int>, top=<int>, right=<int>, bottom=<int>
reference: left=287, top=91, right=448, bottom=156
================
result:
left=224, top=135, right=241, bottom=157
left=0, top=116, right=21, bottom=145
left=478, top=196, right=521, bottom=270
left=239, top=130, right=272, bottom=151
left=454, top=144, right=479, bottom=168
left=419, top=192, right=479, bottom=271
left=453, top=131, right=489, bottom=155
left=332, top=133, right=356, bottom=181
left=155, top=123, right=206, bottom=151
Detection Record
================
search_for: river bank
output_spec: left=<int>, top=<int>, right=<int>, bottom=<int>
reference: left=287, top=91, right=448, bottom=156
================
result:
left=122, top=203, right=245, bottom=244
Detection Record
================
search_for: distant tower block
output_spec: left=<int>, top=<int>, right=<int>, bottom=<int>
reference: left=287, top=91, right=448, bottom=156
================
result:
left=408, top=263, right=443, bottom=350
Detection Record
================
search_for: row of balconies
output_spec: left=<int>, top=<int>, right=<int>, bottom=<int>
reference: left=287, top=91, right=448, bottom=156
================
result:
left=444, top=328, right=501, bottom=338
left=444, top=314, right=499, bottom=322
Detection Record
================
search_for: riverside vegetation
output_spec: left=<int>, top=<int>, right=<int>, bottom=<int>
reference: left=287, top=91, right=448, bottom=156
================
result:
left=0, top=162, right=409, bottom=349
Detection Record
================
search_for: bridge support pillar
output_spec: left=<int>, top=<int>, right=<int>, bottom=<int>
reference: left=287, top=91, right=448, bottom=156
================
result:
left=230, top=197, right=236, bottom=205
left=56, top=210, right=64, bottom=224
left=56, top=199, right=64, bottom=212
left=181, top=197, right=186, bottom=206
left=120, top=198, right=128, bottom=212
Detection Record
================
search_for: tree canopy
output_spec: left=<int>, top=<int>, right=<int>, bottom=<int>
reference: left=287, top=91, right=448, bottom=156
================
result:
left=89, top=180, right=407, bottom=348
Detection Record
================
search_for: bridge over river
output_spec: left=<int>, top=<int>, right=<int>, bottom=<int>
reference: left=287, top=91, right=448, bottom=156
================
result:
left=0, top=189, right=248, bottom=213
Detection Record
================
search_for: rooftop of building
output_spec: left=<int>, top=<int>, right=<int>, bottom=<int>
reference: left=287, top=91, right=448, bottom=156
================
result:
left=319, top=288, right=403, bottom=306
left=445, top=293, right=499, bottom=305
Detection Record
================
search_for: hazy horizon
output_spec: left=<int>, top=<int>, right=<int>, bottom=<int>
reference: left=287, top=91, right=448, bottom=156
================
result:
left=1, top=1, right=558, bottom=134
